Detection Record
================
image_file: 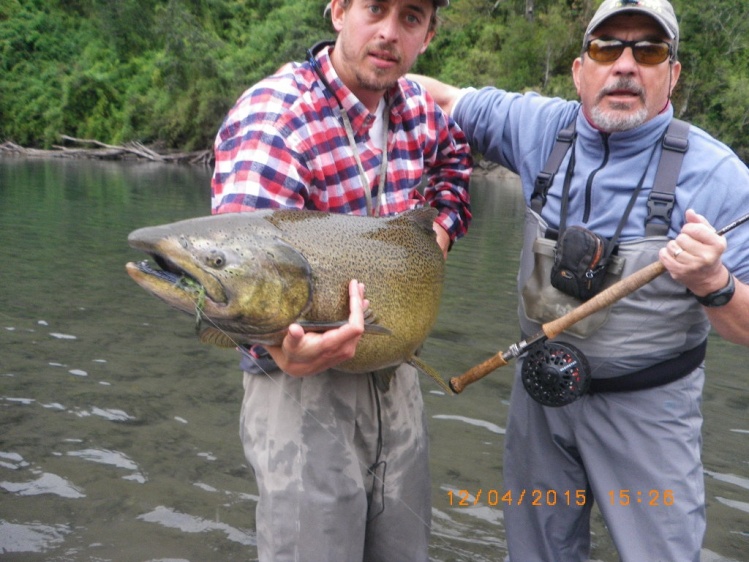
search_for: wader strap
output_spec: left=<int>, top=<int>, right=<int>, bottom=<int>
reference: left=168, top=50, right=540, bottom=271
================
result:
left=589, top=339, right=706, bottom=393
left=531, top=120, right=576, bottom=214
left=645, top=118, right=690, bottom=236
left=531, top=118, right=691, bottom=235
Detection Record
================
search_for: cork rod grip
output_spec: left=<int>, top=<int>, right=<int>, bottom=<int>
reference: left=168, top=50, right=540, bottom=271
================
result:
left=449, top=352, right=509, bottom=394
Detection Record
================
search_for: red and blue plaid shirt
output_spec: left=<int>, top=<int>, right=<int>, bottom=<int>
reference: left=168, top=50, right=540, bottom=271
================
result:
left=211, top=44, right=472, bottom=241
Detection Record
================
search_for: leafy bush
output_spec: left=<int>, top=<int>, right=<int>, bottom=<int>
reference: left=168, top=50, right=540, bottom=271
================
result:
left=0, top=0, right=747, bottom=159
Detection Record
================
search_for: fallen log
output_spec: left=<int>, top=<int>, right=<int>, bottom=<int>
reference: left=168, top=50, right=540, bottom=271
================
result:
left=0, top=136, right=213, bottom=166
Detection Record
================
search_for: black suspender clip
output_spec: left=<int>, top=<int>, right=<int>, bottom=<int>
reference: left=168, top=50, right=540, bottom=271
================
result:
left=533, top=117, right=690, bottom=237
left=644, top=119, right=690, bottom=236
left=531, top=125, right=576, bottom=213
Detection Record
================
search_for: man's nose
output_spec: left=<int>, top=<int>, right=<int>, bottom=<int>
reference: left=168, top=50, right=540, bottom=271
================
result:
left=612, top=46, right=639, bottom=73
left=377, top=12, right=400, bottom=41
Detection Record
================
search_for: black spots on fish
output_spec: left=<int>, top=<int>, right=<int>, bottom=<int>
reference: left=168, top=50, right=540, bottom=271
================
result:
left=266, top=209, right=331, bottom=226
left=363, top=219, right=439, bottom=259
left=391, top=207, right=439, bottom=233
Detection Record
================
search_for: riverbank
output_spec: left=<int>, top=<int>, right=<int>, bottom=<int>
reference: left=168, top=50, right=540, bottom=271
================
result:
left=0, top=139, right=212, bottom=165
left=1, top=138, right=520, bottom=184
left=473, top=159, right=520, bottom=181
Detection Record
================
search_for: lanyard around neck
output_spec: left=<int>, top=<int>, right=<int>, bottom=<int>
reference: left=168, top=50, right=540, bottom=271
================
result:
left=307, top=43, right=390, bottom=216
left=558, top=136, right=659, bottom=260
left=339, top=105, right=389, bottom=216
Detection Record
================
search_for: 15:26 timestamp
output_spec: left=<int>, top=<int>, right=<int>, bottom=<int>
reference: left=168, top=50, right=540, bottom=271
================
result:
left=609, top=489, right=674, bottom=506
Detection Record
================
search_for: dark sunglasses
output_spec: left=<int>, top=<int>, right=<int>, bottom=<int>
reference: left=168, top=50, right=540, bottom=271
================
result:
left=585, top=38, right=673, bottom=65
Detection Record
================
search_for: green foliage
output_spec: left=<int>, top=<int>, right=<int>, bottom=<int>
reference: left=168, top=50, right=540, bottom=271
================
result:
left=669, top=0, right=749, bottom=160
left=0, top=0, right=747, bottom=160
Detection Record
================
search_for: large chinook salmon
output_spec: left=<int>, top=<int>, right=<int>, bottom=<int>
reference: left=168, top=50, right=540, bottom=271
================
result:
left=125, top=207, right=451, bottom=392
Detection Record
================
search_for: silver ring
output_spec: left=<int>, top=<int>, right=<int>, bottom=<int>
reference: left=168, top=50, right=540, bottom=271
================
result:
left=672, top=246, right=684, bottom=258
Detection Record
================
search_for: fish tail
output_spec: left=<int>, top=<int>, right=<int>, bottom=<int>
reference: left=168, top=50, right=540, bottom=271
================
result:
left=408, top=357, right=454, bottom=396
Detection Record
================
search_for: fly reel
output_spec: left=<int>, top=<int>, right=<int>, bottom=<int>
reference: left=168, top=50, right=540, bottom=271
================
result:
left=521, top=341, right=591, bottom=407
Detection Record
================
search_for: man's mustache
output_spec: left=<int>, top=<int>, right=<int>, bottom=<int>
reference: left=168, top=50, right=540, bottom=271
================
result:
left=367, top=43, right=401, bottom=64
left=597, top=79, right=645, bottom=102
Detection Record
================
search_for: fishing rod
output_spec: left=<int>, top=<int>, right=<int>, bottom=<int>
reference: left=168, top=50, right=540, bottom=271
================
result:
left=449, top=210, right=749, bottom=395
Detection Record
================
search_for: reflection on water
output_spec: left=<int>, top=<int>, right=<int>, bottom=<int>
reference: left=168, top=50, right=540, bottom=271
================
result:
left=1, top=159, right=747, bottom=561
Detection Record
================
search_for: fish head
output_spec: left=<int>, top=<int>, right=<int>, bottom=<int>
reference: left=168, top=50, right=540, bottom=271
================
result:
left=125, top=212, right=312, bottom=340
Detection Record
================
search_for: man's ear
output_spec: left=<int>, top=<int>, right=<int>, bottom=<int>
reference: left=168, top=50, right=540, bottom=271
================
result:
left=330, top=0, right=345, bottom=32
left=571, top=57, right=583, bottom=96
left=669, top=60, right=682, bottom=96
left=419, top=30, right=436, bottom=54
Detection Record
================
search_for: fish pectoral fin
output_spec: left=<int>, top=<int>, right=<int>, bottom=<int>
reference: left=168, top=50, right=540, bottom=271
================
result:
left=362, top=308, right=391, bottom=335
left=198, top=327, right=238, bottom=348
left=297, top=321, right=392, bottom=336
left=297, top=321, right=348, bottom=332
left=408, top=357, right=454, bottom=395
left=362, top=323, right=392, bottom=336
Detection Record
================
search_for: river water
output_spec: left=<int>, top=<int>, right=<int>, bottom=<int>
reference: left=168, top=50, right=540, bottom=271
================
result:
left=0, top=158, right=747, bottom=561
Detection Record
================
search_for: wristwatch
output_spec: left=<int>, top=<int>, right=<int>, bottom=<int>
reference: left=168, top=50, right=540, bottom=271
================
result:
left=694, top=273, right=735, bottom=307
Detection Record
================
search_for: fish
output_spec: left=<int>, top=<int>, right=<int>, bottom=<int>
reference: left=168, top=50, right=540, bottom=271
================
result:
left=125, top=207, right=452, bottom=392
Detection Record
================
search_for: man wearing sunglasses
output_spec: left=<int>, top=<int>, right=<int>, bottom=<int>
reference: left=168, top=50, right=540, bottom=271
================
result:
left=411, top=0, right=749, bottom=560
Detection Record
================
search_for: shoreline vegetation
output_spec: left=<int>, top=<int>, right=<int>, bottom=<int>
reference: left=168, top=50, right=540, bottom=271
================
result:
left=4, top=2, right=747, bottom=165
left=0, top=137, right=514, bottom=179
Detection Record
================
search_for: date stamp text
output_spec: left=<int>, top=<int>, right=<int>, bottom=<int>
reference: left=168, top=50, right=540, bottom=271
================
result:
left=447, top=488, right=675, bottom=507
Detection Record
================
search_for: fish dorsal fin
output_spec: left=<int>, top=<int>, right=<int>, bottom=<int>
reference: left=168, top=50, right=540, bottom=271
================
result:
left=388, top=207, right=438, bottom=233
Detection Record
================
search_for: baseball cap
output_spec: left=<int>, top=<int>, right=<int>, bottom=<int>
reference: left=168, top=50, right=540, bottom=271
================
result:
left=585, top=0, right=679, bottom=48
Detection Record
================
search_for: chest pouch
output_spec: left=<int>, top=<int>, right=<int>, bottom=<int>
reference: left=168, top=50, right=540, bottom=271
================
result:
left=551, top=226, right=610, bottom=301
left=522, top=235, right=624, bottom=338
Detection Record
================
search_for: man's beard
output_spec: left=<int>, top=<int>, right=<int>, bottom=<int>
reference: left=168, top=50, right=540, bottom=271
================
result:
left=589, top=79, right=648, bottom=132
left=353, top=67, right=399, bottom=93
left=590, top=105, right=648, bottom=132
left=351, top=43, right=404, bottom=94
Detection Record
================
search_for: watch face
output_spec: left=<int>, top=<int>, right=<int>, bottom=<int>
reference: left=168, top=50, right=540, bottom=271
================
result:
left=710, top=293, right=732, bottom=307
left=696, top=274, right=735, bottom=307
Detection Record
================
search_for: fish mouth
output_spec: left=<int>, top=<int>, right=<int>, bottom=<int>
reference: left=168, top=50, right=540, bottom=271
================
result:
left=125, top=251, right=227, bottom=314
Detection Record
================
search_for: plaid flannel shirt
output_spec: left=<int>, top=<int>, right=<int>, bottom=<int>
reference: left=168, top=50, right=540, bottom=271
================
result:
left=211, top=44, right=472, bottom=241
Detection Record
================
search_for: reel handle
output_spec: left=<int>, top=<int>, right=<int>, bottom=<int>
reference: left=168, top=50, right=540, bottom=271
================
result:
left=449, top=260, right=666, bottom=394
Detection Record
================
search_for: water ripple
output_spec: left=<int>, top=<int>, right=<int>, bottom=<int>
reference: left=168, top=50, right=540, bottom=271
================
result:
left=137, top=506, right=255, bottom=546
left=0, top=472, right=85, bottom=498
left=0, top=520, right=71, bottom=554
left=432, top=414, right=505, bottom=435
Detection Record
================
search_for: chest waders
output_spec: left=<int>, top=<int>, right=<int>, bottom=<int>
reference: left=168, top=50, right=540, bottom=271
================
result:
left=522, top=118, right=698, bottom=407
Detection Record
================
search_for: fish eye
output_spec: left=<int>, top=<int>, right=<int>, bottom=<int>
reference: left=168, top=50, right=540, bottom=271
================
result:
left=205, top=251, right=226, bottom=269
